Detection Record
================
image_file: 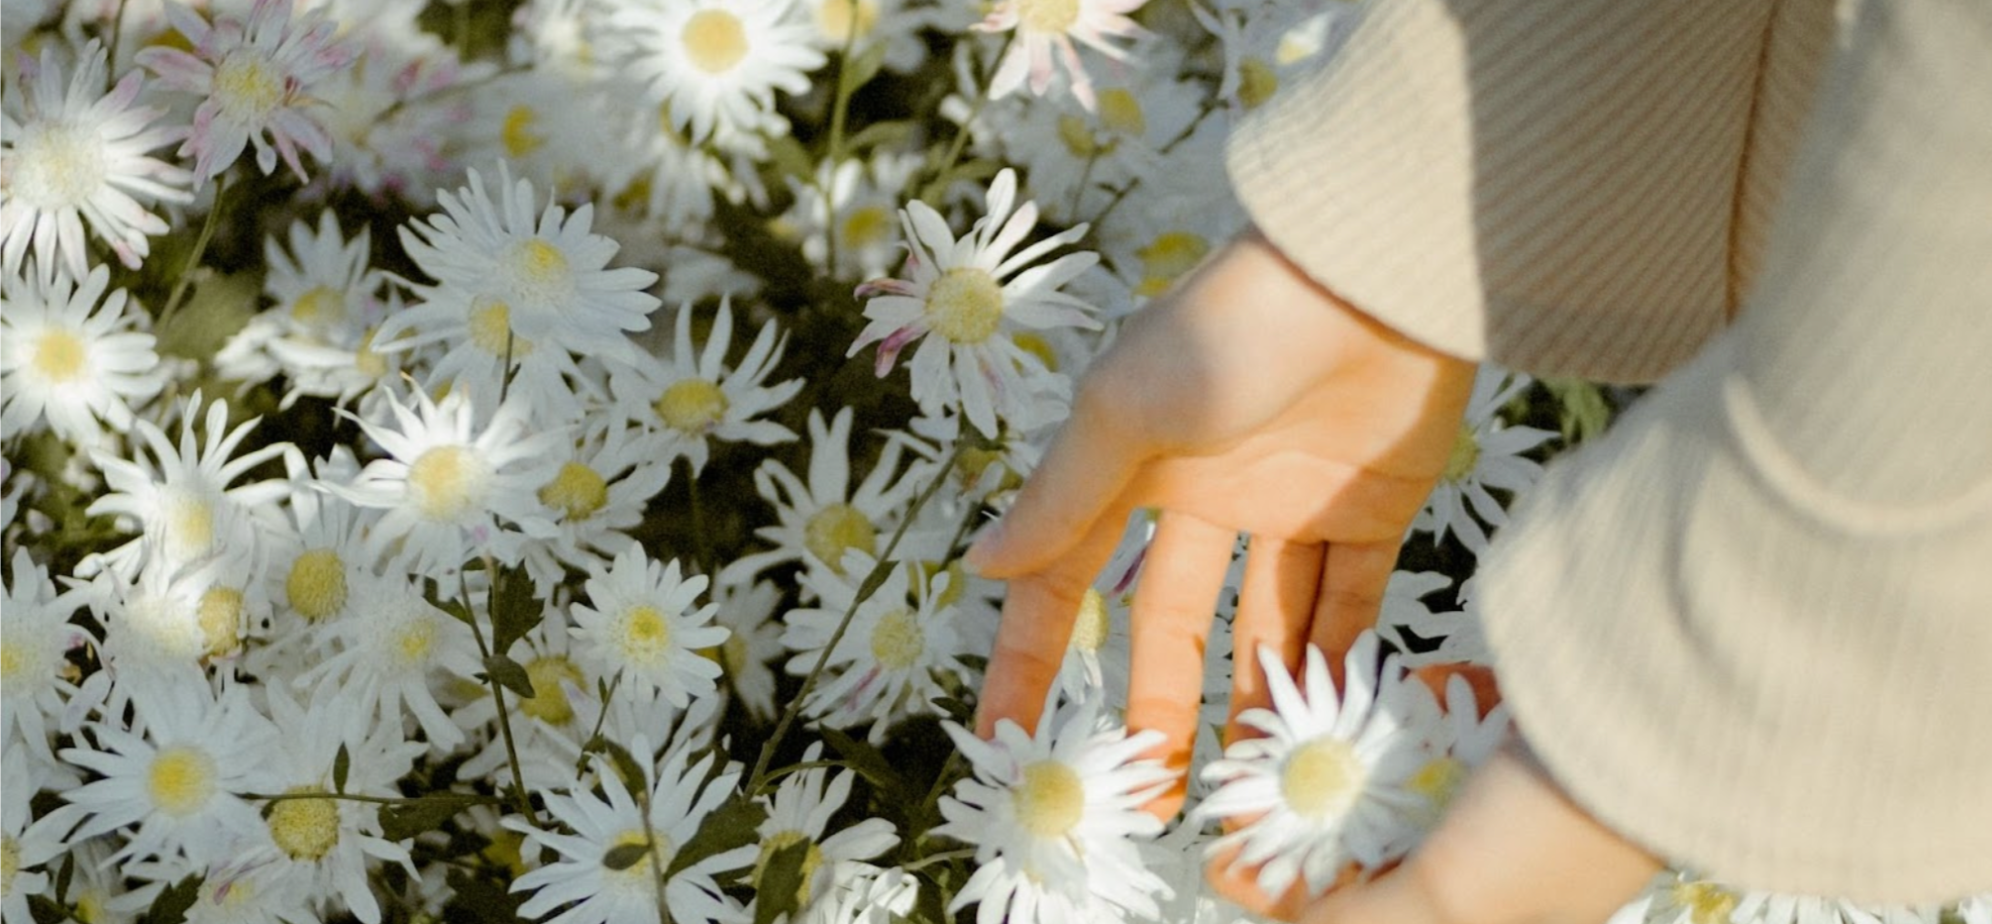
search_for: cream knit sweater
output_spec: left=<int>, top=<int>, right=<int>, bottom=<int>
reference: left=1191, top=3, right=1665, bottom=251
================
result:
left=1227, top=0, right=1991, bottom=903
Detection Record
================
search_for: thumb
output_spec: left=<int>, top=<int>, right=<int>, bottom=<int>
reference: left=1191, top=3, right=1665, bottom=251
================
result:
left=965, top=404, right=1144, bottom=577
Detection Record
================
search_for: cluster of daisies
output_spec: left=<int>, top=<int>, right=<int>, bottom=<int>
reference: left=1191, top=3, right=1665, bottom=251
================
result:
left=4, top=2, right=1979, bottom=924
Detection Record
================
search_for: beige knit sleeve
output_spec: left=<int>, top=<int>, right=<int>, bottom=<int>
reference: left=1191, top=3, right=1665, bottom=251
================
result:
left=1478, top=0, right=1992, bottom=902
left=1225, top=0, right=1833, bottom=382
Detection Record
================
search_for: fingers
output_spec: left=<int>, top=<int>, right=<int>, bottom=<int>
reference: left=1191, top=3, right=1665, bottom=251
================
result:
left=1225, top=536, right=1323, bottom=745
left=1308, top=539, right=1401, bottom=686
left=1124, top=511, right=1235, bottom=820
left=974, top=505, right=1133, bottom=738
left=963, top=393, right=1142, bottom=579
left=1299, top=746, right=1662, bottom=924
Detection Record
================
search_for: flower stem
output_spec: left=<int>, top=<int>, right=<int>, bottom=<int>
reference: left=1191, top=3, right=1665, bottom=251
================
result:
left=466, top=560, right=538, bottom=822
left=922, top=36, right=1011, bottom=206
left=748, top=438, right=973, bottom=790
left=158, top=172, right=228, bottom=324
left=822, top=0, right=865, bottom=276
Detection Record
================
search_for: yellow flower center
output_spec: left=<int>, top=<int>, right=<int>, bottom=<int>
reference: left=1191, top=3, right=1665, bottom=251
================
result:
left=1068, top=588, right=1111, bottom=653
left=267, top=787, right=340, bottom=861
left=1671, top=882, right=1741, bottom=924
left=604, top=830, right=674, bottom=886
left=289, top=286, right=346, bottom=329
left=752, top=829, right=827, bottom=906
left=1136, top=231, right=1210, bottom=298
left=1015, top=0, right=1080, bottom=34
left=395, top=616, right=436, bottom=666
left=163, top=492, right=218, bottom=564
left=1057, top=114, right=1102, bottom=158
left=14, top=121, right=108, bottom=208
left=31, top=328, right=88, bottom=382
left=148, top=746, right=218, bottom=817
left=1280, top=737, right=1366, bottom=821
left=469, top=297, right=533, bottom=357
left=1443, top=422, right=1481, bottom=483
left=924, top=268, right=1004, bottom=345
left=286, top=548, right=348, bottom=623
left=539, top=461, right=609, bottom=521
left=1097, top=88, right=1145, bottom=137
left=1238, top=58, right=1280, bottom=109
left=618, top=605, right=672, bottom=664
left=1405, top=754, right=1467, bottom=821
left=518, top=655, right=585, bottom=725
left=869, top=608, right=924, bottom=671
left=682, top=9, right=750, bottom=74
left=198, top=585, right=244, bottom=659
left=502, top=104, right=544, bottom=158
left=354, top=327, right=390, bottom=379
left=719, top=632, right=750, bottom=674
left=502, top=239, right=573, bottom=309
left=1, top=835, right=18, bottom=898
left=802, top=503, right=877, bottom=573
left=0, top=638, right=37, bottom=685
left=655, top=378, right=729, bottom=434
left=841, top=205, right=892, bottom=251
left=406, top=445, right=492, bottom=522
left=1013, top=760, right=1085, bottom=837
left=814, top=0, right=879, bottom=43
left=213, top=51, right=284, bottom=121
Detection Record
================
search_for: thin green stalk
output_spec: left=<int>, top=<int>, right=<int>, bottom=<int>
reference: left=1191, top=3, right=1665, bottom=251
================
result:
left=822, top=0, right=865, bottom=275
left=247, top=791, right=504, bottom=807
left=747, top=439, right=973, bottom=790
left=466, top=561, right=537, bottom=821
left=574, top=671, right=625, bottom=780
left=159, top=173, right=229, bottom=324
left=105, top=0, right=130, bottom=91
left=922, top=36, right=1012, bottom=206
left=900, top=846, right=977, bottom=873
left=683, top=458, right=719, bottom=581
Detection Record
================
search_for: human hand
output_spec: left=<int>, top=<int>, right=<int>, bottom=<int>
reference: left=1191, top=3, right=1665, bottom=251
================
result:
left=965, top=226, right=1477, bottom=818
left=1206, top=742, right=1663, bottom=924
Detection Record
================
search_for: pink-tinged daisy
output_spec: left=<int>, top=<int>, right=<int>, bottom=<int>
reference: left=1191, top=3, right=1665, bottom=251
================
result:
left=850, top=168, right=1101, bottom=438
left=1194, top=633, right=1439, bottom=899
left=1, top=39, right=192, bottom=280
left=137, top=0, right=356, bottom=183
left=325, top=387, right=562, bottom=575
left=976, top=0, right=1150, bottom=110
left=935, top=695, right=1176, bottom=924
left=606, top=0, right=827, bottom=144
left=0, top=262, right=167, bottom=450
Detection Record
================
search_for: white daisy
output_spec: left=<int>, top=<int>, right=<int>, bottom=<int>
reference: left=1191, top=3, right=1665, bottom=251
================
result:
left=291, top=573, right=485, bottom=752
left=1, top=39, right=192, bottom=280
left=782, top=553, right=973, bottom=741
left=1053, top=516, right=1146, bottom=707
left=707, top=574, right=784, bottom=722
left=136, top=0, right=357, bottom=182
left=84, top=393, right=291, bottom=580
left=312, top=27, right=489, bottom=205
left=977, top=0, right=1149, bottom=110
left=0, top=262, right=166, bottom=449
left=804, top=866, right=920, bottom=924
left=747, top=744, right=899, bottom=919
left=607, top=299, right=803, bottom=475
left=1645, top=876, right=1744, bottom=924
left=326, top=387, right=562, bottom=575
left=1401, top=671, right=1509, bottom=832
left=719, top=406, right=929, bottom=587
left=60, top=675, right=279, bottom=868
left=1194, top=633, right=1437, bottom=899
left=850, top=168, right=1101, bottom=438
left=505, top=738, right=756, bottom=924
left=456, top=606, right=608, bottom=793
left=1, top=746, right=69, bottom=924
left=571, top=545, right=729, bottom=709
left=1413, top=366, right=1557, bottom=555
left=935, top=694, right=1176, bottom=924
left=607, top=0, right=826, bottom=143
left=517, top=422, right=675, bottom=591
left=0, top=547, right=95, bottom=767
left=215, top=211, right=386, bottom=395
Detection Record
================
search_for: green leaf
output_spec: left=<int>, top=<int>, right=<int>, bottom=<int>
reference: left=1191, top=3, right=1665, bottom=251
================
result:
left=841, top=41, right=888, bottom=97
left=754, top=839, right=812, bottom=924
left=602, top=841, right=652, bottom=872
left=844, top=120, right=913, bottom=155
left=483, top=653, right=536, bottom=700
left=424, top=580, right=475, bottom=627
left=817, top=725, right=904, bottom=791
left=766, top=133, right=815, bottom=182
left=1542, top=377, right=1610, bottom=444
left=443, top=866, right=527, bottom=922
left=332, top=743, right=350, bottom=794
left=140, top=874, right=201, bottom=924
left=27, top=895, right=72, bottom=924
left=380, top=792, right=485, bottom=842
left=931, top=696, right=974, bottom=724
left=597, top=738, right=649, bottom=798
left=489, top=564, right=543, bottom=656
left=665, top=796, right=766, bottom=880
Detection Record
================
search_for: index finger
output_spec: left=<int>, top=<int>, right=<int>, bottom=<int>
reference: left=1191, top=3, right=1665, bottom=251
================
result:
left=973, top=503, right=1135, bottom=738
